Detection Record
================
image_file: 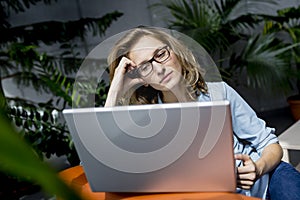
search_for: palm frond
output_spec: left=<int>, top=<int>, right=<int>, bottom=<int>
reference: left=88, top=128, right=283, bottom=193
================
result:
left=159, top=0, right=229, bottom=52
left=230, top=34, right=298, bottom=92
left=263, top=6, right=300, bottom=41
left=161, top=0, right=217, bottom=29
left=224, top=0, right=278, bottom=21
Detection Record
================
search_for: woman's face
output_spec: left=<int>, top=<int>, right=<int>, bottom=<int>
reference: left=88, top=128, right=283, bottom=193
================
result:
left=128, top=36, right=182, bottom=91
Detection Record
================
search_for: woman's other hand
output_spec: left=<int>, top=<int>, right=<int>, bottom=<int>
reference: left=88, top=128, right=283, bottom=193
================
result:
left=235, top=154, right=258, bottom=190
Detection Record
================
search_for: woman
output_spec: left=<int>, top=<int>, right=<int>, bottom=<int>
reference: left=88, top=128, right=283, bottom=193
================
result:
left=104, top=26, right=300, bottom=199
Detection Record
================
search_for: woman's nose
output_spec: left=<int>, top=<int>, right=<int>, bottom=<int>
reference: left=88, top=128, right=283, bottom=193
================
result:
left=153, top=62, right=166, bottom=75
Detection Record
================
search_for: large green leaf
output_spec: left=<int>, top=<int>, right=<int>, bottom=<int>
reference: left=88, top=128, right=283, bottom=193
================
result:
left=0, top=111, right=81, bottom=200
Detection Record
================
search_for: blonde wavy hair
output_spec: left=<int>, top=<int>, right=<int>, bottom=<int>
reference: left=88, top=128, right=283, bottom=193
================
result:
left=107, top=27, right=207, bottom=105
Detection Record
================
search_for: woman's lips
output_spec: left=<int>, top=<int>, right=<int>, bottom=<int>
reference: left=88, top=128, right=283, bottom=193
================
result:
left=159, top=71, right=173, bottom=83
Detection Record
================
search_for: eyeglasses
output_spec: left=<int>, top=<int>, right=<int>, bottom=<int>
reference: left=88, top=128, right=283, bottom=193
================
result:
left=127, top=45, right=170, bottom=78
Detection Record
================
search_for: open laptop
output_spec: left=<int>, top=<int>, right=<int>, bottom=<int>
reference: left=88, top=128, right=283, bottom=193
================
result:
left=63, top=100, right=236, bottom=193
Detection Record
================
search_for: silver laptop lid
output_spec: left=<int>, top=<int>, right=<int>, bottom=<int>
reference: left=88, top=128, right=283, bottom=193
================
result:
left=63, top=101, right=236, bottom=192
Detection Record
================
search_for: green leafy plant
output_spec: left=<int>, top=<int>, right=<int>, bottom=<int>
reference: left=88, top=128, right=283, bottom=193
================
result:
left=263, top=6, right=300, bottom=93
left=0, top=108, right=81, bottom=200
left=1, top=0, right=121, bottom=165
left=260, top=5, right=300, bottom=120
left=0, top=79, right=81, bottom=199
left=228, top=33, right=298, bottom=92
left=153, top=0, right=299, bottom=93
left=0, top=0, right=122, bottom=197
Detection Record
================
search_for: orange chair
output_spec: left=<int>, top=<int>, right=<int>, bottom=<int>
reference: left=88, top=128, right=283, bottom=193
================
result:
left=59, top=166, right=260, bottom=200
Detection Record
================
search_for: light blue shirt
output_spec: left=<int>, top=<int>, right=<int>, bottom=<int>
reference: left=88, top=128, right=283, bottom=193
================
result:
left=199, top=82, right=278, bottom=198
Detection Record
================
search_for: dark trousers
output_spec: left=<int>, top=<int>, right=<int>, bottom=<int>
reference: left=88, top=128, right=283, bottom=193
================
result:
left=267, top=161, right=300, bottom=200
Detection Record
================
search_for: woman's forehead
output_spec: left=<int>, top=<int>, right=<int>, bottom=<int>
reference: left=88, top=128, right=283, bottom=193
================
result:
left=129, top=36, right=164, bottom=62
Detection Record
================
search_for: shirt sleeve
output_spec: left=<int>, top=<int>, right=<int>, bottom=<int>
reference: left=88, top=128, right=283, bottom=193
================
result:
left=224, top=82, right=279, bottom=154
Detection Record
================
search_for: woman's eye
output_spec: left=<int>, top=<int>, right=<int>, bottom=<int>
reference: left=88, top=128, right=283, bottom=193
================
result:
left=155, top=50, right=166, bottom=59
left=140, top=64, right=150, bottom=71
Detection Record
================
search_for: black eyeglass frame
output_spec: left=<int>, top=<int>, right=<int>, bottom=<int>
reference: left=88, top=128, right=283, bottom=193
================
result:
left=126, top=45, right=170, bottom=78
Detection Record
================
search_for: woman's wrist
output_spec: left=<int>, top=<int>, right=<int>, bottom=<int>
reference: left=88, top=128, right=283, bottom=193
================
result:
left=255, top=159, right=266, bottom=179
left=104, top=89, right=120, bottom=107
